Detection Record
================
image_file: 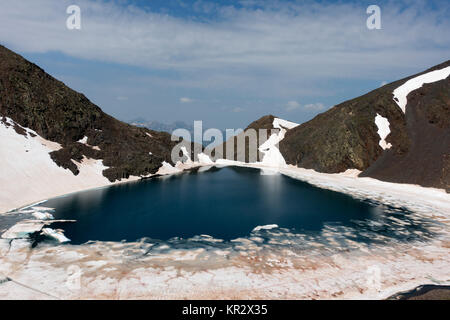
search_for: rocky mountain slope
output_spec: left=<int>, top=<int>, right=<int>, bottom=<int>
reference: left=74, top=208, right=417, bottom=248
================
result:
left=0, top=45, right=196, bottom=212
left=280, top=61, right=450, bottom=191
left=0, top=45, right=186, bottom=182
left=209, top=115, right=281, bottom=162
left=214, top=62, right=450, bottom=191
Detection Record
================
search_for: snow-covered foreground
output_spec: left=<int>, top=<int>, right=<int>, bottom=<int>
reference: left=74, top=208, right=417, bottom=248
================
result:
left=0, top=118, right=208, bottom=214
left=1, top=117, right=449, bottom=299
left=0, top=202, right=448, bottom=300
left=0, top=118, right=118, bottom=213
left=1, top=159, right=449, bottom=299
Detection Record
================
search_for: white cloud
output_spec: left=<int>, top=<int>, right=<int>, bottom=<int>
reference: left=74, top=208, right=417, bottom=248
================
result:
left=286, top=101, right=325, bottom=112
left=231, top=107, right=245, bottom=113
left=180, top=97, right=193, bottom=103
left=380, top=81, right=388, bottom=87
left=286, top=101, right=301, bottom=111
left=303, top=103, right=326, bottom=111
left=1, top=0, right=449, bottom=119
left=1, top=0, right=448, bottom=80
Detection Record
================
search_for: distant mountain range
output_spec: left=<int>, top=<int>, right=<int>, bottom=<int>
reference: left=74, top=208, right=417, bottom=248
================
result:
left=129, top=118, right=229, bottom=146
left=129, top=118, right=195, bottom=137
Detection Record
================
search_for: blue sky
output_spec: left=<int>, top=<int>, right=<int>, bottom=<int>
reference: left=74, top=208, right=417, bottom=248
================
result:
left=1, top=0, right=449, bottom=129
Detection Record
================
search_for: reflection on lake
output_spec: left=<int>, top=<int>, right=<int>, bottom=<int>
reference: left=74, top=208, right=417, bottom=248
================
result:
left=44, top=167, right=441, bottom=247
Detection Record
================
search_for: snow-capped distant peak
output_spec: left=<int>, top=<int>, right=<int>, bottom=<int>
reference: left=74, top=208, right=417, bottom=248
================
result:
left=393, top=66, right=450, bottom=113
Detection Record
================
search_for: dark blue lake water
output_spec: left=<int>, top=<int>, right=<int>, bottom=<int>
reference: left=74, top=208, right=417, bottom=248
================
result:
left=47, top=167, right=437, bottom=245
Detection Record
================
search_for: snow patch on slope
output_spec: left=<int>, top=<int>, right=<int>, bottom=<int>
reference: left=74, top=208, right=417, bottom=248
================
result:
left=180, top=146, right=193, bottom=164
left=259, top=134, right=286, bottom=167
left=151, top=117, right=298, bottom=173
left=259, top=117, right=299, bottom=167
left=77, top=136, right=88, bottom=144
left=157, top=161, right=183, bottom=175
left=273, top=118, right=299, bottom=130
left=374, top=114, right=392, bottom=150
left=77, top=135, right=101, bottom=150
left=393, top=66, right=450, bottom=113
left=0, top=117, right=113, bottom=213
left=198, top=153, right=214, bottom=165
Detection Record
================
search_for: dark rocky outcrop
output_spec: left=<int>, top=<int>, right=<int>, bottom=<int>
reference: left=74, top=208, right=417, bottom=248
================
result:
left=279, top=61, right=450, bottom=191
left=0, top=45, right=184, bottom=181
left=360, top=77, right=450, bottom=190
